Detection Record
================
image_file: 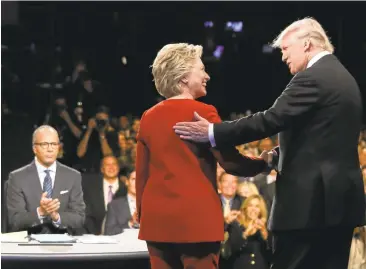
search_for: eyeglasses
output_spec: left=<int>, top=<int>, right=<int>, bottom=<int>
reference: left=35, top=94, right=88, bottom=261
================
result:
left=33, top=142, right=60, bottom=149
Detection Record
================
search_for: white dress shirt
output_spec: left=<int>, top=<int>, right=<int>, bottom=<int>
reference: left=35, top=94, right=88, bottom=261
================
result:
left=35, top=157, right=61, bottom=226
left=103, top=178, right=120, bottom=210
left=127, top=194, right=137, bottom=228
left=127, top=193, right=137, bottom=215
left=208, top=51, right=332, bottom=148
left=35, top=157, right=57, bottom=190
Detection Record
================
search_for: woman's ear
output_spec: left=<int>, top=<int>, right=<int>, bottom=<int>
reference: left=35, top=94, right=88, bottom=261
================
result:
left=181, top=77, right=188, bottom=84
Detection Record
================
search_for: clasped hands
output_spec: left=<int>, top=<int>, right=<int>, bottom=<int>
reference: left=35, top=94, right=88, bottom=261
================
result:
left=38, top=192, right=60, bottom=222
left=129, top=211, right=140, bottom=228
left=243, top=218, right=268, bottom=240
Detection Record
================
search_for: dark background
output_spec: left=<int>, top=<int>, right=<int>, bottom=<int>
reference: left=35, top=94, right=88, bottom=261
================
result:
left=2, top=1, right=366, bottom=118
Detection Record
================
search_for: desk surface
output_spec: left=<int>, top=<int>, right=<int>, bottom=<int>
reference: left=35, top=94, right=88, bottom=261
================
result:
left=1, top=232, right=149, bottom=261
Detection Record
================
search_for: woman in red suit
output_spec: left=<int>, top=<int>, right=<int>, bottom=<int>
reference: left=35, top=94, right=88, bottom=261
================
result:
left=136, top=43, right=272, bottom=269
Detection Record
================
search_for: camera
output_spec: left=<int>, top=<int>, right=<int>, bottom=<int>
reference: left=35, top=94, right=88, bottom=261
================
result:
left=96, top=119, right=108, bottom=130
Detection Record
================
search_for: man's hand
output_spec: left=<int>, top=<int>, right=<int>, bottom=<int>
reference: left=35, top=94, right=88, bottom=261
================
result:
left=59, top=110, right=71, bottom=121
left=87, top=118, right=97, bottom=130
left=50, top=212, right=60, bottom=222
left=129, top=211, right=140, bottom=228
left=38, top=192, right=52, bottom=216
left=43, top=198, right=60, bottom=215
left=173, top=112, right=210, bottom=143
left=224, top=210, right=241, bottom=224
left=260, top=150, right=274, bottom=165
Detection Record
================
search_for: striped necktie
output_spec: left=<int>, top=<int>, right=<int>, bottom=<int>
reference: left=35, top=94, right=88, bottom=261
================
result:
left=108, top=185, right=114, bottom=204
left=43, top=170, right=53, bottom=198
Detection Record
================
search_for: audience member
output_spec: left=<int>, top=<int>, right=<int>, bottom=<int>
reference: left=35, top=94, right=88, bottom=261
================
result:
left=77, top=106, right=119, bottom=172
left=82, top=155, right=127, bottom=235
left=104, top=169, right=138, bottom=235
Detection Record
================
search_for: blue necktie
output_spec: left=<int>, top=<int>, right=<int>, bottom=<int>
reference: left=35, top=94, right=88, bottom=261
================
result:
left=43, top=170, right=53, bottom=198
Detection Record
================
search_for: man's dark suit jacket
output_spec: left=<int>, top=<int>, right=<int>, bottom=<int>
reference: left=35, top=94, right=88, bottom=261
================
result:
left=213, top=54, right=365, bottom=231
left=82, top=173, right=127, bottom=235
left=104, top=195, right=133, bottom=235
left=6, top=161, right=86, bottom=232
left=255, top=174, right=276, bottom=213
left=221, top=194, right=243, bottom=231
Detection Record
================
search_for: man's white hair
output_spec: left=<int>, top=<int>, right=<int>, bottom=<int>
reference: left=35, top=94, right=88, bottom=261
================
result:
left=32, top=125, right=59, bottom=144
left=271, top=17, right=334, bottom=53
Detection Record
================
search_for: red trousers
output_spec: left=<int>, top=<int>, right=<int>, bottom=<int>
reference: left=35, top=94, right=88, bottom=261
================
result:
left=147, top=241, right=221, bottom=269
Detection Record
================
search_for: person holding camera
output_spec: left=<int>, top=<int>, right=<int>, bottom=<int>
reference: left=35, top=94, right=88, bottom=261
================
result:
left=51, top=97, right=84, bottom=167
left=77, top=106, right=119, bottom=173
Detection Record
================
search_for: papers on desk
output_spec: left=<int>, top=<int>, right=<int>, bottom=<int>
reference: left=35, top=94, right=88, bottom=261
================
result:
left=1, top=231, right=28, bottom=243
left=30, top=234, right=77, bottom=243
left=76, top=235, right=119, bottom=244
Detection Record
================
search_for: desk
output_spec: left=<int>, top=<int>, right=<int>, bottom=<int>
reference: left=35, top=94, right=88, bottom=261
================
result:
left=1, top=232, right=150, bottom=269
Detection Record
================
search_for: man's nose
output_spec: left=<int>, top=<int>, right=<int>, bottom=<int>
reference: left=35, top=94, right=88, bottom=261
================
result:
left=282, top=54, right=287, bottom=63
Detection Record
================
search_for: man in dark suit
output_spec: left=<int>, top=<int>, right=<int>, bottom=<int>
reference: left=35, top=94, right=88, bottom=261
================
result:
left=104, top=169, right=138, bottom=235
left=174, top=17, right=365, bottom=269
left=82, top=155, right=127, bottom=235
left=218, top=172, right=242, bottom=269
left=7, top=125, right=85, bottom=233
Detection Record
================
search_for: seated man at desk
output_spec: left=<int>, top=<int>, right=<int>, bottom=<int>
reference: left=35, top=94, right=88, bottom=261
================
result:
left=104, top=169, right=138, bottom=235
left=6, top=125, right=85, bottom=233
left=82, top=155, right=127, bottom=235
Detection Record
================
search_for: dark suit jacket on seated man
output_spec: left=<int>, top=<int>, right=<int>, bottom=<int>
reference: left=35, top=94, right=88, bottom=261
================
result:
left=174, top=18, right=365, bottom=269
left=7, top=125, right=85, bottom=233
left=104, top=170, right=138, bottom=235
left=82, top=155, right=127, bottom=235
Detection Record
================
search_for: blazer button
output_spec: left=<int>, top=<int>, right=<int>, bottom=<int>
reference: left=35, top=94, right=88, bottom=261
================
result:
left=251, top=261, right=256, bottom=265
left=251, top=253, right=255, bottom=257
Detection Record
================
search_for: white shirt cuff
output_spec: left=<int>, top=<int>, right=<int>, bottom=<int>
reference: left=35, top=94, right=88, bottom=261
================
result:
left=37, top=207, right=46, bottom=223
left=208, top=123, right=216, bottom=147
left=52, top=215, right=61, bottom=227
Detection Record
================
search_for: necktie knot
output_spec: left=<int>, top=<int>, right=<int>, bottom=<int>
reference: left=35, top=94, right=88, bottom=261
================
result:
left=44, top=169, right=50, bottom=175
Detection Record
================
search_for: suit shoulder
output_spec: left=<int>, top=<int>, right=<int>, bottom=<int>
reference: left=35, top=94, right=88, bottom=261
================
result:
left=57, top=162, right=81, bottom=176
left=9, top=162, right=33, bottom=177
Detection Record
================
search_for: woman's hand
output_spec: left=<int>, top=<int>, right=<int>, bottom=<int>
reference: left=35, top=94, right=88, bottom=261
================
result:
left=243, top=220, right=257, bottom=239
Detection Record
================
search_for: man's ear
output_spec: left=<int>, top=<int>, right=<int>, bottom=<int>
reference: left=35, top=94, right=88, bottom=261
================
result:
left=304, top=39, right=311, bottom=51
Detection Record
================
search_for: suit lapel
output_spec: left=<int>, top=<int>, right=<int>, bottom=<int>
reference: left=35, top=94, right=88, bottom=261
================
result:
left=28, top=161, right=43, bottom=200
left=96, top=176, right=106, bottom=213
left=52, top=162, right=64, bottom=199
left=122, top=196, right=132, bottom=220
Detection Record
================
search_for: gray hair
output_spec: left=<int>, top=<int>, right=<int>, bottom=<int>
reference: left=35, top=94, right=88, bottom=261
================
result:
left=32, top=125, right=59, bottom=144
left=271, top=17, right=334, bottom=53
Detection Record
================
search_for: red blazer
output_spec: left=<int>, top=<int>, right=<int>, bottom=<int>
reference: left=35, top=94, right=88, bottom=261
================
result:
left=136, top=99, right=267, bottom=243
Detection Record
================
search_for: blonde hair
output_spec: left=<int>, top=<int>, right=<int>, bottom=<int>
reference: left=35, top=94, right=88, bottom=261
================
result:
left=151, top=43, right=203, bottom=98
left=271, top=17, right=334, bottom=53
left=238, top=194, right=268, bottom=228
left=237, top=181, right=259, bottom=197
